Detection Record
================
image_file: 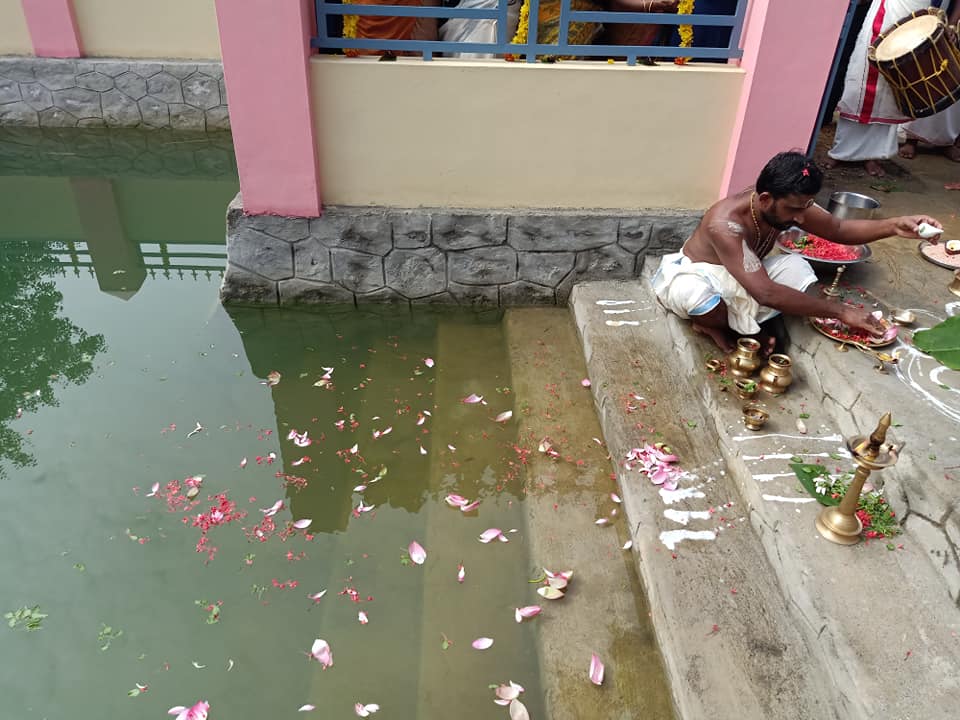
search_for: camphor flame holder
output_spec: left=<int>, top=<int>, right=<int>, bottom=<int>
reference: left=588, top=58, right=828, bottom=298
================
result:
left=815, top=412, right=898, bottom=545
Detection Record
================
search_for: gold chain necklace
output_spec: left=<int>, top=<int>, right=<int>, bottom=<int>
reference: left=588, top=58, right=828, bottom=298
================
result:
left=749, top=192, right=777, bottom=258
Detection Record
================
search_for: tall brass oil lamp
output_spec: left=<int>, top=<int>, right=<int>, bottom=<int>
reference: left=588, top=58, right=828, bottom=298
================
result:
left=815, top=412, right=898, bottom=545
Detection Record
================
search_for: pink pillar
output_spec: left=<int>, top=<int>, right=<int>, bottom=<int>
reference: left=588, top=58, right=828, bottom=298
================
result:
left=719, top=0, right=849, bottom=196
left=214, top=0, right=322, bottom=217
left=21, top=0, right=83, bottom=58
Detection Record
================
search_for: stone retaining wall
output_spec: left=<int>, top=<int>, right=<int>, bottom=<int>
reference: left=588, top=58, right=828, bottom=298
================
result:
left=221, top=195, right=702, bottom=306
left=0, top=57, right=228, bottom=130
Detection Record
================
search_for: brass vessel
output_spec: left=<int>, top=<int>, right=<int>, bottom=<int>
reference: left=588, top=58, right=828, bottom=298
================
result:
left=758, top=354, right=793, bottom=395
left=949, top=270, right=960, bottom=298
left=734, top=378, right=758, bottom=401
left=727, top=338, right=762, bottom=378
left=742, top=403, right=769, bottom=431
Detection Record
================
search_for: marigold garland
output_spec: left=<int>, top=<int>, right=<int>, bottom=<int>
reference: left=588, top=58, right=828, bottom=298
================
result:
left=675, top=0, right=694, bottom=65
left=342, top=0, right=360, bottom=56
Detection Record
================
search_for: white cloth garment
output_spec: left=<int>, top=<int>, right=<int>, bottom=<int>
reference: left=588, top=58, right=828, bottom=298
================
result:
left=829, top=0, right=933, bottom=161
left=904, top=100, right=960, bottom=146
left=440, top=0, right=520, bottom=59
left=651, top=251, right=818, bottom=336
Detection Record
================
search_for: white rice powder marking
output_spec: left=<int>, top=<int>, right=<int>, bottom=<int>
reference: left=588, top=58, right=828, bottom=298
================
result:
left=659, top=486, right=706, bottom=505
left=762, top=494, right=815, bottom=504
left=663, top=509, right=713, bottom=525
left=659, top=529, right=717, bottom=550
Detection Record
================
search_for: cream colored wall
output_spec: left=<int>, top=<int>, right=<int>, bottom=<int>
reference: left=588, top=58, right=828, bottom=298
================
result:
left=73, top=0, right=221, bottom=59
left=0, top=2, right=33, bottom=56
left=311, top=57, right=744, bottom=210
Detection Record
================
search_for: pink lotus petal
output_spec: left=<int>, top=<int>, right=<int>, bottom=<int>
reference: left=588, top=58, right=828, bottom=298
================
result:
left=309, top=639, right=333, bottom=668
left=515, top=605, right=542, bottom=622
left=292, top=519, right=312, bottom=530
left=498, top=534, right=510, bottom=543
left=349, top=444, right=359, bottom=454
left=266, top=371, right=281, bottom=386
left=168, top=701, right=209, bottom=720
left=445, top=494, right=468, bottom=508
left=462, top=393, right=484, bottom=404
left=447, top=444, right=456, bottom=452
left=358, top=610, right=369, bottom=624
left=494, top=410, right=513, bottom=423
left=479, top=528, right=503, bottom=544
left=494, top=683, right=522, bottom=703
left=287, top=429, right=298, bottom=441
left=298, top=705, right=316, bottom=712
left=355, top=703, right=380, bottom=717
left=537, top=586, right=565, bottom=600
left=308, top=590, right=327, bottom=602
left=261, top=500, right=284, bottom=517
left=408, top=541, right=427, bottom=565
left=611, top=493, right=622, bottom=504
left=472, top=637, right=494, bottom=650
left=240, top=457, right=247, bottom=468
left=622, top=540, right=633, bottom=550
left=419, top=445, right=427, bottom=455
left=146, top=482, right=159, bottom=498
left=595, top=518, right=610, bottom=526
left=589, top=653, right=604, bottom=685
left=424, top=357, right=435, bottom=368
left=457, top=564, right=465, bottom=583
left=509, top=699, right=530, bottom=720
left=292, top=456, right=310, bottom=466
left=353, top=484, right=367, bottom=492
left=460, top=500, right=481, bottom=513
left=581, top=378, right=591, bottom=387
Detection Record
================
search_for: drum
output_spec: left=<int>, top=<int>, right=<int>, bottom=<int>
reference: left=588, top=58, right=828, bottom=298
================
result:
left=868, top=7, right=960, bottom=119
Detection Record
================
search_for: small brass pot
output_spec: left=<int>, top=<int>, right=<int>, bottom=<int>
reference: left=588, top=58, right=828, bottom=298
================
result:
left=734, top=378, right=758, bottom=401
left=742, top=404, right=769, bottom=431
left=727, top=338, right=762, bottom=378
left=759, top=354, right=793, bottom=395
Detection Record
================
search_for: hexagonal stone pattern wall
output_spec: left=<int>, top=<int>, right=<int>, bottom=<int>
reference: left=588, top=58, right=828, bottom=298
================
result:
left=0, top=57, right=228, bottom=130
left=222, top=194, right=703, bottom=308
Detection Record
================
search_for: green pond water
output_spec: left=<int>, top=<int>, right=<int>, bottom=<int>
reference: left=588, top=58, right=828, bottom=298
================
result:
left=0, top=128, right=671, bottom=720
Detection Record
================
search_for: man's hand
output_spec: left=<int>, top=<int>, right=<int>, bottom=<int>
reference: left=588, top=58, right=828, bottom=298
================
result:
left=893, top=215, right=942, bottom=240
left=841, top=305, right=885, bottom=336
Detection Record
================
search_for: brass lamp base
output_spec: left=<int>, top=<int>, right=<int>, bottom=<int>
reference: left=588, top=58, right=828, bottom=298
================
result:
left=816, top=506, right=863, bottom=545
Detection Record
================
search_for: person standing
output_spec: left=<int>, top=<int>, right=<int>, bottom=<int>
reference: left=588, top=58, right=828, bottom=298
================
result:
left=826, top=0, right=943, bottom=177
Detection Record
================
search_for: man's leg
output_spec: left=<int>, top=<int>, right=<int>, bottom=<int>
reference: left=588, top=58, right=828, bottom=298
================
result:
left=689, top=301, right=736, bottom=353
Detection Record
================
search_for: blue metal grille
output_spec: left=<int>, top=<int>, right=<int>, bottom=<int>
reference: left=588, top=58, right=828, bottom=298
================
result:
left=311, top=0, right=747, bottom=65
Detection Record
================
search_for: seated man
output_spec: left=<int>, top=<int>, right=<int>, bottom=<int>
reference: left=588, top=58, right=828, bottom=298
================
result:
left=652, top=151, right=940, bottom=353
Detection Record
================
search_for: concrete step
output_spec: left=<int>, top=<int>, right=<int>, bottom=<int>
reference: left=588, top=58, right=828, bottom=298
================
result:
left=569, top=273, right=960, bottom=719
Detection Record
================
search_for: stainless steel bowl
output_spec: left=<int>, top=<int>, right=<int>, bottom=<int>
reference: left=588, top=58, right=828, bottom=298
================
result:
left=826, top=191, right=881, bottom=221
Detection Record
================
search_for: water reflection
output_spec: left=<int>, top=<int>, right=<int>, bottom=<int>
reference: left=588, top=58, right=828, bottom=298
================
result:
left=0, top=241, right=105, bottom=477
left=225, top=305, right=518, bottom=535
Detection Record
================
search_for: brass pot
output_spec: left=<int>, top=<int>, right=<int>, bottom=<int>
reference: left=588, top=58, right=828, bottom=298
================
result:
left=727, top=338, right=762, bottom=378
left=742, top=403, right=769, bottom=431
left=734, top=378, right=758, bottom=401
left=759, top=353, right=793, bottom=395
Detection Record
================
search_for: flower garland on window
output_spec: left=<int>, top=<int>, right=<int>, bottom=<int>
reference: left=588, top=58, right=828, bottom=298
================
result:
left=507, top=0, right=603, bottom=61
left=675, top=0, right=694, bottom=65
left=342, top=0, right=360, bottom=56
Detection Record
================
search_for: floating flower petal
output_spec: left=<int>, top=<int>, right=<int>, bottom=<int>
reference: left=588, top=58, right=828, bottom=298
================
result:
left=408, top=541, right=427, bottom=565
left=472, top=637, right=494, bottom=650
left=589, top=653, right=604, bottom=685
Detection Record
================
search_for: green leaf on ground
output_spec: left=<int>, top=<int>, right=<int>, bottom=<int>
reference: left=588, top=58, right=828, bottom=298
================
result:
left=790, top=463, right=839, bottom=507
left=912, top=316, right=960, bottom=370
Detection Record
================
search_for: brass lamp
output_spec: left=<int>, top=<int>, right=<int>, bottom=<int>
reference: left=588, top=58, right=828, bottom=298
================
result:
left=815, top=412, right=898, bottom=545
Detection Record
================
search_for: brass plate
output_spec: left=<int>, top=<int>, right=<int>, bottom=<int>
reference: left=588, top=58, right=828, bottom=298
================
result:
left=918, top=240, right=960, bottom=270
left=809, top=316, right=897, bottom=349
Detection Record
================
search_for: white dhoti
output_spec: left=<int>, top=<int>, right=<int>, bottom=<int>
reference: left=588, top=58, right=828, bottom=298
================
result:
left=651, top=251, right=818, bottom=336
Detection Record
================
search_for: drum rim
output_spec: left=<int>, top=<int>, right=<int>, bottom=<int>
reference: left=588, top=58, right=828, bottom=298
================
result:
left=869, top=7, right=946, bottom=66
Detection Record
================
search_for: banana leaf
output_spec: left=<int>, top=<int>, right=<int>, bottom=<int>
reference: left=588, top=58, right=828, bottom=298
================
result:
left=912, top=315, right=960, bottom=370
left=790, top=463, right=839, bottom=506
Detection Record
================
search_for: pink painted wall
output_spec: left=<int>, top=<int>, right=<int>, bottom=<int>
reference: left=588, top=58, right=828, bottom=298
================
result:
left=213, top=0, right=322, bottom=217
left=720, top=0, right=848, bottom=196
left=21, top=0, right=83, bottom=57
